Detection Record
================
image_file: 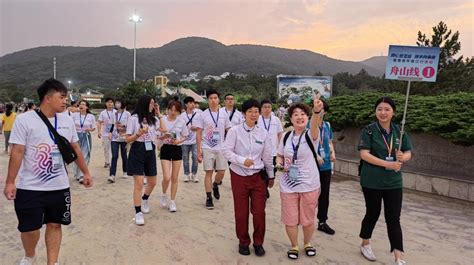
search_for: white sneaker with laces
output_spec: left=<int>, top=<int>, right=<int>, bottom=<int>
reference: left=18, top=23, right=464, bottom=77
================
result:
left=360, top=244, right=376, bottom=261
left=121, top=172, right=128, bottom=179
left=19, top=256, right=36, bottom=265
left=142, top=199, right=150, bottom=214
left=192, top=174, right=199, bottom=183
left=160, top=195, right=168, bottom=208
left=169, top=200, right=177, bottom=212
left=135, top=212, right=145, bottom=225
left=394, top=259, right=406, bottom=265
left=184, top=174, right=190, bottom=182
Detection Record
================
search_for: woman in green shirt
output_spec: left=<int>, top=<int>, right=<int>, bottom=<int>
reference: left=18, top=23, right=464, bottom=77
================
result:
left=358, top=97, right=412, bottom=265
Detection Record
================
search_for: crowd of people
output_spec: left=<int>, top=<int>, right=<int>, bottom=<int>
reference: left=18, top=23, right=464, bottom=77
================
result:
left=3, top=78, right=412, bottom=265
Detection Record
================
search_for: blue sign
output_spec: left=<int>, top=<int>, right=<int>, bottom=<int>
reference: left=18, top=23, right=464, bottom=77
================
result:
left=385, top=45, right=440, bottom=82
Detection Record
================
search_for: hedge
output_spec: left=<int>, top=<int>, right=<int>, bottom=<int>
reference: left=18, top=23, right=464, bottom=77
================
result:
left=325, top=92, right=474, bottom=146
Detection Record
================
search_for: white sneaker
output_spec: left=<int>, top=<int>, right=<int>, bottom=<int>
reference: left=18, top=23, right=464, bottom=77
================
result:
left=135, top=212, right=145, bottom=225
left=142, top=199, right=150, bottom=214
left=169, top=200, right=177, bottom=212
left=184, top=174, right=190, bottom=183
left=121, top=172, right=128, bottom=179
left=394, top=259, right=406, bottom=265
left=192, top=174, right=199, bottom=183
left=143, top=177, right=147, bottom=186
left=160, top=195, right=168, bottom=208
left=19, top=256, right=36, bottom=265
left=360, top=244, right=376, bottom=261
left=107, top=175, right=115, bottom=183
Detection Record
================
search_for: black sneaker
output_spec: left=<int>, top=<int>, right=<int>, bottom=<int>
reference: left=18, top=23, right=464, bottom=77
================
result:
left=212, top=183, right=220, bottom=200
left=206, top=197, right=214, bottom=210
left=239, top=245, right=250, bottom=256
left=254, top=245, right=265, bottom=256
left=317, top=222, right=335, bottom=235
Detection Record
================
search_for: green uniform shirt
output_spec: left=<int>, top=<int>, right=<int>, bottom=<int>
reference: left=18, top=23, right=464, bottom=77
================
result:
left=358, top=122, right=412, bottom=189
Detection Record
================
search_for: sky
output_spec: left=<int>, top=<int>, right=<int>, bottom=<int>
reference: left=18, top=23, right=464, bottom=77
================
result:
left=0, top=0, right=472, bottom=61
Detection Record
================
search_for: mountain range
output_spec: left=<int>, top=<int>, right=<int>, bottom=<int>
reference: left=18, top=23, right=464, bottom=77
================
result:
left=0, top=37, right=387, bottom=89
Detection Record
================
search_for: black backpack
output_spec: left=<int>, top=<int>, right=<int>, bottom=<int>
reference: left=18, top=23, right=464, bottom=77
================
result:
left=282, top=130, right=321, bottom=172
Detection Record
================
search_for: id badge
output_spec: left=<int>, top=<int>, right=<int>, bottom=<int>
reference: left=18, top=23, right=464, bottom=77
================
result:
left=319, top=147, right=326, bottom=159
left=51, top=146, right=63, bottom=170
left=212, top=131, right=220, bottom=141
left=288, top=165, right=299, bottom=182
left=145, top=141, right=153, bottom=151
left=385, top=156, right=394, bottom=170
left=105, top=124, right=112, bottom=132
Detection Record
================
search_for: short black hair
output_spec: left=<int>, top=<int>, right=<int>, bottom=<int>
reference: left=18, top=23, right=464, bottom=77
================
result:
left=183, top=96, right=195, bottom=104
left=115, top=98, right=126, bottom=110
left=260, top=99, right=272, bottom=106
left=206, top=89, right=219, bottom=99
left=37, top=78, right=68, bottom=103
left=104, top=97, right=114, bottom=103
left=224, top=93, right=234, bottom=100
left=375, top=97, right=396, bottom=112
left=322, top=100, right=329, bottom=112
left=27, top=102, right=35, bottom=110
left=241, top=99, right=261, bottom=113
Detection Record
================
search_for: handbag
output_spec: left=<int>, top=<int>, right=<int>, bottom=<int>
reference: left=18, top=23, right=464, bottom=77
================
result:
left=36, top=110, right=78, bottom=164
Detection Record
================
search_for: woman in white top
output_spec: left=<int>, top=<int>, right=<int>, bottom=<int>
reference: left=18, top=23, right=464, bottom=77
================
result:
left=158, top=101, right=189, bottom=212
left=108, top=99, right=131, bottom=182
left=276, top=95, right=323, bottom=260
left=126, top=95, right=166, bottom=226
left=222, top=99, right=274, bottom=257
left=71, top=100, right=96, bottom=183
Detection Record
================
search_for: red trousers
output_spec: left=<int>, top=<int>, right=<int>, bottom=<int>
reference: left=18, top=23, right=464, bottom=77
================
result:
left=230, top=170, right=267, bottom=246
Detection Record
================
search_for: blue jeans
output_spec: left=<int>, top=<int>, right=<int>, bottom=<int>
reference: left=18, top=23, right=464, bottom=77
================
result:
left=110, top=141, right=127, bottom=176
left=181, top=144, right=198, bottom=175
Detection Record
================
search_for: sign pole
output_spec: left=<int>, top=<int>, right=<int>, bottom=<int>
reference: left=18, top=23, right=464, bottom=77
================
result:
left=398, top=80, right=411, bottom=154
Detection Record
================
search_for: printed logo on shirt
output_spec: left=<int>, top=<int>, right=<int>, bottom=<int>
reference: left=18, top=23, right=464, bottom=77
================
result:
left=203, top=124, right=218, bottom=148
left=33, top=143, right=62, bottom=183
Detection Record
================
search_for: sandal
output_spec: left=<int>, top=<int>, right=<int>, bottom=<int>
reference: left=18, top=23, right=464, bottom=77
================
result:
left=287, top=248, right=299, bottom=260
left=304, top=244, right=316, bottom=257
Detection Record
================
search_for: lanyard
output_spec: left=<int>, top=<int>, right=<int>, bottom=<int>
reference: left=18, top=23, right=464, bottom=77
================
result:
left=226, top=108, right=236, bottom=121
left=209, top=109, right=219, bottom=128
left=48, top=114, right=58, bottom=144
left=377, top=124, right=394, bottom=157
left=117, top=111, right=123, bottom=122
left=262, top=116, right=271, bottom=132
left=291, top=130, right=305, bottom=162
left=79, top=113, right=87, bottom=128
left=319, top=123, right=325, bottom=145
left=106, top=110, right=113, bottom=120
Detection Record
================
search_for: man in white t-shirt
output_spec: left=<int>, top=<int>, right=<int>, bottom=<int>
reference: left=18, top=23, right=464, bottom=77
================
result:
left=220, top=93, right=243, bottom=128
left=97, top=97, right=116, bottom=168
left=257, top=99, right=284, bottom=198
left=3, top=78, right=93, bottom=265
left=196, top=89, right=231, bottom=210
left=180, top=96, right=202, bottom=183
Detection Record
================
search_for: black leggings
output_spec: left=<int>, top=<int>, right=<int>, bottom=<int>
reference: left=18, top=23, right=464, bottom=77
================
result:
left=359, top=187, right=403, bottom=252
left=317, top=170, right=332, bottom=223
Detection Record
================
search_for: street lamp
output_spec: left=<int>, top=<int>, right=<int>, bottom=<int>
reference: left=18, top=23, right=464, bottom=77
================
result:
left=67, top=80, right=72, bottom=89
left=129, top=11, right=143, bottom=81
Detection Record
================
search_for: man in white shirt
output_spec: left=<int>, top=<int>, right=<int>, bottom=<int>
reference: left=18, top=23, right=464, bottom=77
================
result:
left=97, top=98, right=116, bottom=168
left=180, top=96, right=202, bottom=183
left=221, top=93, right=243, bottom=128
left=257, top=99, right=284, bottom=198
left=3, top=78, right=93, bottom=265
left=196, top=89, right=231, bottom=209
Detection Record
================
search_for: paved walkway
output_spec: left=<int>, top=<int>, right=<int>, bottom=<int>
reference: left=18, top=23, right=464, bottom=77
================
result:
left=0, top=131, right=473, bottom=264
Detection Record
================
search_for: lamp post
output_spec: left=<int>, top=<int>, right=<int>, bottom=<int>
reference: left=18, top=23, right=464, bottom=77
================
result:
left=67, top=80, right=72, bottom=90
left=129, top=11, right=142, bottom=81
